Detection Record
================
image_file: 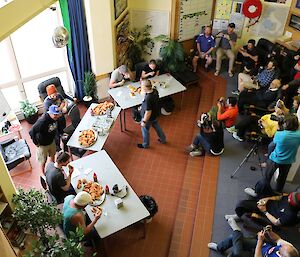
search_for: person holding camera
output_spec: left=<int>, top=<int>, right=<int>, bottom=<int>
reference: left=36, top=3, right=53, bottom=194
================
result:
left=208, top=218, right=299, bottom=257
left=263, top=115, right=300, bottom=192
left=216, top=96, right=238, bottom=130
left=186, top=113, right=224, bottom=157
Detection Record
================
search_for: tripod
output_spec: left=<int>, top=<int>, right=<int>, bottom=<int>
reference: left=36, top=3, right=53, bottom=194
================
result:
left=230, top=138, right=263, bottom=179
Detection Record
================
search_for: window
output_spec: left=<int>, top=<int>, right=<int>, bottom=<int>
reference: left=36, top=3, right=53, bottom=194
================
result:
left=0, top=4, right=73, bottom=111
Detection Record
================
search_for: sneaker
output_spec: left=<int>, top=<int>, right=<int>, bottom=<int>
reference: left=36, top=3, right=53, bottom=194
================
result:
left=233, top=132, right=244, bottom=142
left=225, top=214, right=240, bottom=221
left=244, top=187, right=257, bottom=198
left=137, top=143, right=148, bottom=149
left=161, top=107, right=172, bottom=116
left=231, top=90, right=239, bottom=95
left=228, top=71, right=234, bottom=77
left=226, top=126, right=236, bottom=134
left=189, top=149, right=204, bottom=157
left=214, top=70, right=219, bottom=76
left=158, top=138, right=166, bottom=144
left=186, top=144, right=196, bottom=152
left=208, top=242, right=218, bottom=251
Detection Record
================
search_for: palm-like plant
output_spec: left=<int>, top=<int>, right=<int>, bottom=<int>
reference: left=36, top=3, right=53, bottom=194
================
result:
left=83, top=71, right=97, bottom=100
left=155, top=35, right=185, bottom=73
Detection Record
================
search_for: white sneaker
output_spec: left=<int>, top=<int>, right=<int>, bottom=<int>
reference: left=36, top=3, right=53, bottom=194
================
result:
left=161, top=107, right=172, bottom=116
left=208, top=242, right=218, bottom=251
left=244, top=187, right=257, bottom=197
left=186, top=144, right=196, bottom=152
left=214, top=70, right=220, bottom=76
left=190, top=150, right=204, bottom=157
left=233, top=132, right=244, bottom=142
left=225, top=214, right=239, bottom=221
left=226, top=126, right=236, bottom=134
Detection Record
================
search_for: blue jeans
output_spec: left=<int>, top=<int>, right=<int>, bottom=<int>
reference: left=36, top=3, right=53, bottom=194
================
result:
left=141, top=120, right=166, bottom=148
left=217, top=230, right=256, bottom=257
left=192, top=133, right=210, bottom=153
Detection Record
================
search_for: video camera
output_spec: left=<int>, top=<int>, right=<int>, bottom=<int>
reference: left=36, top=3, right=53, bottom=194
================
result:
left=197, top=113, right=213, bottom=130
left=270, top=114, right=285, bottom=130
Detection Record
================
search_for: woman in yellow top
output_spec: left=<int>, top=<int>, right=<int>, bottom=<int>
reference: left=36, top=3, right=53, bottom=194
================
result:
left=259, top=100, right=289, bottom=138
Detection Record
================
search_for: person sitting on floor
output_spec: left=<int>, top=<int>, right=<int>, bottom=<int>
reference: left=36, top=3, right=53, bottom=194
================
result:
left=233, top=189, right=300, bottom=229
left=45, top=151, right=76, bottom=204
left=238, top=79, right=281, bottom=114
left=63, top=191, right=101, bottom=237
left=141, top=59, right=160, bottom=79
left=208, top=217, right=299, bottom=257
left=236, top=39, right=258, bottom=72
left=237, top=60, right=278, bottom=94
left=109, top=64, right=134, bottom=88
left=186, top=113, right=224, bottom=157
left=192, top=25, right=215, bottom=72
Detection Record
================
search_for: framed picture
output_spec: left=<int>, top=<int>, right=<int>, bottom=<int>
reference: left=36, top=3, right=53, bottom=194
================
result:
left=114, top=0, right=127, bottom=20
left=289, top=14, right=300, bottom=31
left=296, top=0, right=300, bottom=9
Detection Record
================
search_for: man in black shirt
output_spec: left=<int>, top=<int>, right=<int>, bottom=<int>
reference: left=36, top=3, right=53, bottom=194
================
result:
left=137, top=79, right=166, bottom=148
left=141, top=59, right=160, bottom=79
left=45, top=151, right=75, bottom=204
left=236, top=39, right=258, bottom=71
left=29, top=105, right=61, bottom=174
left=234, top=192, right=300, bottom=229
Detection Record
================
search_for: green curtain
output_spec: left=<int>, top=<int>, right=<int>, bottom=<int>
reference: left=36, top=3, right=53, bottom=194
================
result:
left=59, top=0, right=72, bottom=54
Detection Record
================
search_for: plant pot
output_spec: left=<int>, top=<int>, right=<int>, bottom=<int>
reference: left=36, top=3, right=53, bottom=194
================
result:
left=83, top=96, right=97, bottom=108
left=25, top=112, right=39, bottom=124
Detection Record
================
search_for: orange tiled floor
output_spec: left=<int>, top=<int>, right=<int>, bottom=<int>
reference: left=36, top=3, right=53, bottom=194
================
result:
left=10, top=70, right=227, bottom=257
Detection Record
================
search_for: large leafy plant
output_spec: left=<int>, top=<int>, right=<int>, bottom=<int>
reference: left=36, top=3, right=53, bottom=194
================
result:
left=19, top=100, right=38, bottom=118
left=155, top=35, right=185, bottom=73
left=83, top=71, right=97, bottom=100
left=12, top=188, right=62, bottom=238
left=128, top=25, right=154, bottom=68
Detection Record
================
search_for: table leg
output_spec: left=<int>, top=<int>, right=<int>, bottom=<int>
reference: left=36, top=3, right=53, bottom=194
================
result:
left=180, top=91, right=185, bottom=110
left=102, top=238, right=109, bottom=257
left=68, top=146, right=73, bottom=161
left=123, top=109, right=127, bottom=131
left=141, top=219, right=147, bottom=239
left=119, top=110, right=123, bottom=132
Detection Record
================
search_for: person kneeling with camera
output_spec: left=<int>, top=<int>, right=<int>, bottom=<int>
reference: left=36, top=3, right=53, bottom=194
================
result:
left=186, top=113, right=224, bottom=157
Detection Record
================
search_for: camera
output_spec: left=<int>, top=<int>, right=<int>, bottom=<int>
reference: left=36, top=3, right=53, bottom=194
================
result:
left=198, top=113, right=212, bottom=129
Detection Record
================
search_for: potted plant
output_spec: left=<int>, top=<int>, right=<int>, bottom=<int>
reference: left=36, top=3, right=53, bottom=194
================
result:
left=20, top=100, right=39, bottom=124
left=12, top=188, right=86, bottom=257
left=83, top=71, right=98, bottom=107
left=154, top=35, right=186, bottom=74
left=127, top=25, right=155, bottom=69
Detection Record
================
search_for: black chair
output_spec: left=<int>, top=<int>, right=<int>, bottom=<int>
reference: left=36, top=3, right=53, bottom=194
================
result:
left=256, top=38, right=275, bottom=67
left=38, top=77, right=76, bottom=112
left=62, top=105, right=86, bottom=158
left=0, top=138, right=32, bottom=176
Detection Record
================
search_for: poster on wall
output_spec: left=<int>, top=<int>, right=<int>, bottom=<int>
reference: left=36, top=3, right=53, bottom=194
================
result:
left=114, top=0, right=127, bottom=20
left=115, top=13, right=130, bottom=67
left=215, top=0, right=233, bottom=20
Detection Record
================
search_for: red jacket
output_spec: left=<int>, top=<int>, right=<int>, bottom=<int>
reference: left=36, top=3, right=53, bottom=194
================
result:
left=217, top=105, right=238, bottom=128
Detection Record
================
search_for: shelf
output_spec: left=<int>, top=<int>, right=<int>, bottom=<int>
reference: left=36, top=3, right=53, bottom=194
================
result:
left=0, top=201, right=8, bottom=215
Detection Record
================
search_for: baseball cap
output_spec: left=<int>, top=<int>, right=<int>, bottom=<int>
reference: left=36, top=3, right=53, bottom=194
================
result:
left=288, top=192, right=300, bottom=208
left=46, top=84, right=57, bottom=96
left=228, top=23, right=236, bottom=28
left=74, top=191, right=92, bottom=206
left=47, top=105, right=62, bottom=115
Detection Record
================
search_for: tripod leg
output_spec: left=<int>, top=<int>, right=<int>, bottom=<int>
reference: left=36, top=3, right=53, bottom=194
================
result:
left=230, top=143, right=257, bottom=178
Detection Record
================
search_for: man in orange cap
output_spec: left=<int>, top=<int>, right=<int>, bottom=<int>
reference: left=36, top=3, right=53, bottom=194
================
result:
left=44, top=84, right=68, bottom=151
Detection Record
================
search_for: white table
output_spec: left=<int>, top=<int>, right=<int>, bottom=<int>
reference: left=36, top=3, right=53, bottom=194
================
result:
left=70, top=150, right=150, bottom=238
left=67, top=103, right=121, bottom=151
left=108, top=74, right=186, bottom=131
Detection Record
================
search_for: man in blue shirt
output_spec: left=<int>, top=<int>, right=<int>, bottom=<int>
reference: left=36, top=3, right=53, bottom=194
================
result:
left=208, top=217, right=299, bottom=257
left=192, top=26, right=215, bottom=72
left=264, top=115, right=300, bottom=192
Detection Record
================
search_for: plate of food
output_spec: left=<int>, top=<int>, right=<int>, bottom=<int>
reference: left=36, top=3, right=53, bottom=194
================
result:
left=82, top=181, right=106, bottom=206
left=91, top=101, right=114, bottom=116
left=78, top=129, right=98, bottom=148
left=128, top=85, right=142, bottom=97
